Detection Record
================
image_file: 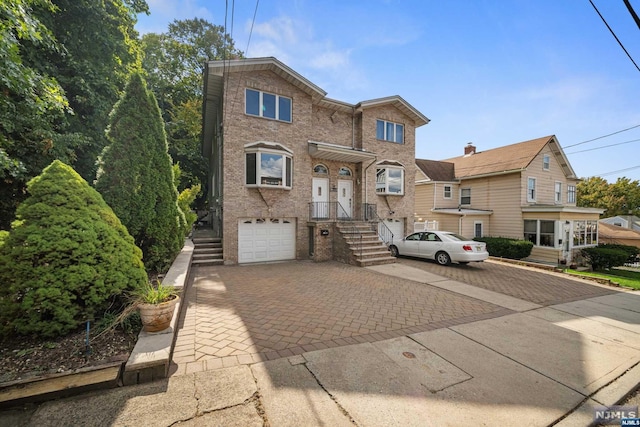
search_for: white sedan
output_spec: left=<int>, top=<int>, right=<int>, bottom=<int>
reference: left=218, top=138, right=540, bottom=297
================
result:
left=389, top=231, right=488, bottom=265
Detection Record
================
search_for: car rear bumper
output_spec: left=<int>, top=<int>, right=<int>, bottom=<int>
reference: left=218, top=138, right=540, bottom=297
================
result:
left=451, top=252, right=489, bottom=262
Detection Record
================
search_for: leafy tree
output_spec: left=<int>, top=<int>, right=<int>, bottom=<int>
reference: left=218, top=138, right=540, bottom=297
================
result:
left=577, top=176, right=640, bottom=217
left=173, top=164, right=201, bottom=236
left=0, top=160, right=147, bottom=338
left=142, top=18, right=242, bottom=196
left=0, top=0, right=71, bottom=229
left=96, top=72, right=184, bottom=273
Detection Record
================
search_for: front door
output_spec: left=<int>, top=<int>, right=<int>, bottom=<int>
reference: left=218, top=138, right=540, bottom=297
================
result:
left=337, top=179, right=352, bottom=219
left=312, top=178, right=329, bottom=219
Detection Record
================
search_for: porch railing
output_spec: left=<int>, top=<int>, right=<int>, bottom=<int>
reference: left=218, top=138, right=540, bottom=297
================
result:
left=308, top=202, right=359, bottom=221
left=363, top=203, right=394, bottom=246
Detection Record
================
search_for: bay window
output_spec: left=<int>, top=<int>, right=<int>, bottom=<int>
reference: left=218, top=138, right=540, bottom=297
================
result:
left=376, top=165, right=404, bottom=195
left=245, top=142, right=293, bottom=189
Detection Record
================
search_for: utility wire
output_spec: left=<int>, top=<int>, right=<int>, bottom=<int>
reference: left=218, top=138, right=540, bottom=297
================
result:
left=588, top=0, right=640, bottom=73
left=623, top=0, right=640, bottom=30
left=565, top=137, right=640, bottom=154
left=563, top=123, right=640, bottom=148
left=594, top=164, right=640, bottom=177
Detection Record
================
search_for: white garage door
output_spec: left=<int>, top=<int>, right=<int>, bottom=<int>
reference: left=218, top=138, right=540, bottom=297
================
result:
left=238, top=218, right=296, bottom=263
left=380, top=218, right=405, bottom=243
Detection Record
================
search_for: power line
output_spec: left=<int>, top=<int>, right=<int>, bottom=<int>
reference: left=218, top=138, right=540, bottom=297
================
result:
left=588, top=0, right=640, bottom=73
left=623, top=0, right=640, bottom=30
left=594, top=164, right=640, bottom=177
left=565, top=137, right=640, bottom=154
left=563, top=123, right=640, bottom=148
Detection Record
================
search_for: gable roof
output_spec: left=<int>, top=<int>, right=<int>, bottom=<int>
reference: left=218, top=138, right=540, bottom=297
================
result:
left=599, top=222, right=640, bottom=240
left=442, top=135, right=577, bottom=179
left=415, top=159, right=456, bottom=181
left=357, top=96, right=430, bottom=127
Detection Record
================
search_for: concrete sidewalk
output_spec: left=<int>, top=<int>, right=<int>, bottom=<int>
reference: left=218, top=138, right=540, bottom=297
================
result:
left=2, top=263, right=639, bottom=426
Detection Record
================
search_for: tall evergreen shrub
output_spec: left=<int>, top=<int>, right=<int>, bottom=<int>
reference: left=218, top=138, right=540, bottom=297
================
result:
left=0, top=161, right=147, bottom=338
left=96, top=73, right=185, bottom=272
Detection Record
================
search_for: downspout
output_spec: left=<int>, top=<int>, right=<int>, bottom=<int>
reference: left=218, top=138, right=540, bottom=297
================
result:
left=459, top=214, right=466, bottom=235
left=433, top=183, right=437, bottom=210
left=352, top=107, right=356, bottom=149
left=363, top=158, right=377, bottom=207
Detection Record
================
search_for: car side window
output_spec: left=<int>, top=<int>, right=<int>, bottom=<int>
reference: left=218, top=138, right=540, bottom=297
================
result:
left=425, top=233, right=441, bottom=242
left=406, top=233, right=422, bottom=241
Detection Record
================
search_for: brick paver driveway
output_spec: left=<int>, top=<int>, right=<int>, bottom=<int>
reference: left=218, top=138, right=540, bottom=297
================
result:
left=171, top=261, right=511, bottom=374
left=398, top=257, right=617, bottom=305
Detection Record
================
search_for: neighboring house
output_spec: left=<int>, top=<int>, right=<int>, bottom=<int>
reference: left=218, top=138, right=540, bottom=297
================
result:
left=202, top=57, right=429, bottom=265
left=415, top=136, right=604, bottom=265
left=600, top=215, right=640, bottom=233
left=598, top=221, right=640, bottom=249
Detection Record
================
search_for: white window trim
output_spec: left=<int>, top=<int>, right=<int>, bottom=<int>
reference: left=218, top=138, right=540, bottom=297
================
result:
left=527, top=177, right=536, bottom=202
left=460, top=188, right=471, bottom=205
left=244, top=142, right=293, bottom=190
left=474, top=221, right=483, bottom=238
left=567, top=185, right=576, bottom=204
left=245, top=88, right=292, bottom=123
left=554, top=181, right=562, bottom=204
left=524, top=219, right=558, bottom=248
left=375, top=164, right=405, bottom=195
left=543, top=154, right=550, bottom=171
left=376, top=119, right=404, bottom=144
left=443, top=184, right=452, bottom=199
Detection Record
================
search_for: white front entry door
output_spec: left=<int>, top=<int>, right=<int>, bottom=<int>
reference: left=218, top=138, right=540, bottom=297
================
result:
left=337, top=180, right=353, bottom=219
left=312, top=178, right=329, bottom=219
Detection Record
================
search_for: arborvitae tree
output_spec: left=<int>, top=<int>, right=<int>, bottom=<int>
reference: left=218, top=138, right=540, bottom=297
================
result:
left=96, top=72, right=184, bottom=272
left=0, top=160, right=147, bottom=338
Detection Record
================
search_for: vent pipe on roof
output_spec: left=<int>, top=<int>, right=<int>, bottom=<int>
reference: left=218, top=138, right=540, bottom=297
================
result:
left=464, top=143, right=476, bottom=155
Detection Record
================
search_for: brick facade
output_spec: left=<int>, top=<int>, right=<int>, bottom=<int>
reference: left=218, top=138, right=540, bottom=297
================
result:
left=203, top=58, right=429, bottom=264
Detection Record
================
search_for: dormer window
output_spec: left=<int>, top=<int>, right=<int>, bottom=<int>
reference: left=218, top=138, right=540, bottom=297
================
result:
left=245, top=89, right=292, bottom=122
left=245, top=142, right=293, bottom=189
left=376, top=120, right=404, bottom=143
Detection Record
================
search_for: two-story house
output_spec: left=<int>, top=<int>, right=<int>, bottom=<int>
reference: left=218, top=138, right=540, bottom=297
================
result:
left=415, top=136, right=603, bottom=265
left=201, top=57, right=429, bottom=265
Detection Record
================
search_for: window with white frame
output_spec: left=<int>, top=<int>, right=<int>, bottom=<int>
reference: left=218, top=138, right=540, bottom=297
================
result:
left=555, top=182, right=562, bottom=204
left=376, top=120, right=404, bottom=143
left=338, top=167, right=352, bottom=176
left=567, top=185, right=576, bottom=203
left=245, top=143, right=292, bottom=189
left=543, top=154, right=550, bottom=170
left=524, top=219, right=555, bottom=247
left=527, top=177, right=536, bottom=202
left=443, top=185, right=452, bottom=199
left=460, top=188, right=471, bottom=205
left=376, top=165, right=404, bottom=194
left=245, top=88, right=292, bottom=122
left=313, top=164, right=328, bottom=174
left=573, top=220, right=598, bottom=246
left=474, top=222, right=483, bottom=238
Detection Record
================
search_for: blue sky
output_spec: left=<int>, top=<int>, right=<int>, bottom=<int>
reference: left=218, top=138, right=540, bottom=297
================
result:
left=137, top=0, right=640, bottom=182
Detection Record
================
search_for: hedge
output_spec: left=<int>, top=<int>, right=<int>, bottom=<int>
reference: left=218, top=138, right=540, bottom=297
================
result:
left=474, top=237, right=533, bottom=259
left=581, top=246, right=634, bottom=271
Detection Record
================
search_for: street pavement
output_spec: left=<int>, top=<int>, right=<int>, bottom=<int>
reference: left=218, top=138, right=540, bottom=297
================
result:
left=1, top=259, right=639, bottom=426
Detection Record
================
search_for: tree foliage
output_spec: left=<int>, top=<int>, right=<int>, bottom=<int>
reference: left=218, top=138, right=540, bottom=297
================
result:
left=577, top=176, right=640, bottom=217
left=0, top=160, right=147, bottom=338
left=142, top=18, right=243, bottom=195
left=96, top=73, right=184, bottom=273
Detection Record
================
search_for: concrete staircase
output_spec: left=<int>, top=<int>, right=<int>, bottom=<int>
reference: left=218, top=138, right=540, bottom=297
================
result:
left=191, top=233, right=223, bottom=266
left=336, top=222, right=396, bottom=267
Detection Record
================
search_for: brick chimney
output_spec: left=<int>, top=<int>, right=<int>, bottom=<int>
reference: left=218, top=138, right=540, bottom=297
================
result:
left=464, top=142, right=476, bottom=155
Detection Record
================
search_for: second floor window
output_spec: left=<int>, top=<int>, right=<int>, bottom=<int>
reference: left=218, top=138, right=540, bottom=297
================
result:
left=443, top=185, right=452, bottom=199
left=543, top=154, right=550, bottom=170
left=245, top=89, right=292, bottom=122
left=376, top=167, right=404, bottom=194
left=555, top=182, right=562, bottom=203
left=460, top=188, right=471, bottom=205
left=245, top=143, right=293, bottom=189
left=527, top=177, right=536, bottom=202
left=567, top=185, right=576, bottom=203
left=376, top=120, right=404, bottom=143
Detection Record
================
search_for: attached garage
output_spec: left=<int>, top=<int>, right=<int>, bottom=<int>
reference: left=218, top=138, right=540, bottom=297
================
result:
left=380, top=218, right=405, bottom=243
left=238, top=218, right=296, bottom=263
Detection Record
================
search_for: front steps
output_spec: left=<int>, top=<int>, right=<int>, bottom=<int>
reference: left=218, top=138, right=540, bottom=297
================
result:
left=191, top=235, right=223, bottom=266
left=337, top=222, right=396, bottom=267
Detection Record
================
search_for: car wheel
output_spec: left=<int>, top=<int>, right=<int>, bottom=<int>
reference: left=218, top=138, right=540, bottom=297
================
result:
left=389, top=245, right=399, bottom=257
left=435, top=251, right=451, bottom=265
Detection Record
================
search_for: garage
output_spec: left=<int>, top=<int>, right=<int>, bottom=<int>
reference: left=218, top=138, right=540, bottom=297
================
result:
left=380, top=218, right=405, bottom=242
left=238, top=218, right=296, bottom=263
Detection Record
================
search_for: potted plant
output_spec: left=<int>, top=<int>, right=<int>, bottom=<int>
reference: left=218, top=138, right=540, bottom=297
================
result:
left=136, top=281, right=180, bottom=332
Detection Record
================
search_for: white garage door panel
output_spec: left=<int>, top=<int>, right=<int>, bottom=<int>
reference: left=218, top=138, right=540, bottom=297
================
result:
left=380, top=218, right=405, bottom=241
left=238, top=219, right=296, bottom=263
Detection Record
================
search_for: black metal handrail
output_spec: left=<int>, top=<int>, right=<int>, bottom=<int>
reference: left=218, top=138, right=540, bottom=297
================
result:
left=363, top=203, right=394, bottom=246
left=308, top=202, right=357, bottom=221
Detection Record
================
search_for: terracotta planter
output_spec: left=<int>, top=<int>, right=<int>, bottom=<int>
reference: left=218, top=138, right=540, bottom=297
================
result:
left=138, top=295, right=179, bottom=332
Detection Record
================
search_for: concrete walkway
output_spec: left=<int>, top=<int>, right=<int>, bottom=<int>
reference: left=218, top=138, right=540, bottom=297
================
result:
left=2, top=261, right=639, bottom=426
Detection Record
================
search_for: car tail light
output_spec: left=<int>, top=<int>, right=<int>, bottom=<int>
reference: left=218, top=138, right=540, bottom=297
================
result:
left=462, top=245, right=473, bottom=252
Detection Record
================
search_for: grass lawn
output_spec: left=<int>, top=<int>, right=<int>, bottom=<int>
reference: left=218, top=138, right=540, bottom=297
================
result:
left=565, top=268, right=640, bottom=290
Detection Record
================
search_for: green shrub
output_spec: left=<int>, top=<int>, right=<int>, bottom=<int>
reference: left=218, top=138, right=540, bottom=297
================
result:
left=581, top=247, right=629, bottom=271
left=597, top=243, right=640, bottom=263
left=0, top=161, right=147, bottom=338
left=0, top=230, right=8, bottom=248
left=178, top=184, right=201, bottom=236
left=474, top=237, right=533, bottom=259
left=96, top=73, right=184, bottom=273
